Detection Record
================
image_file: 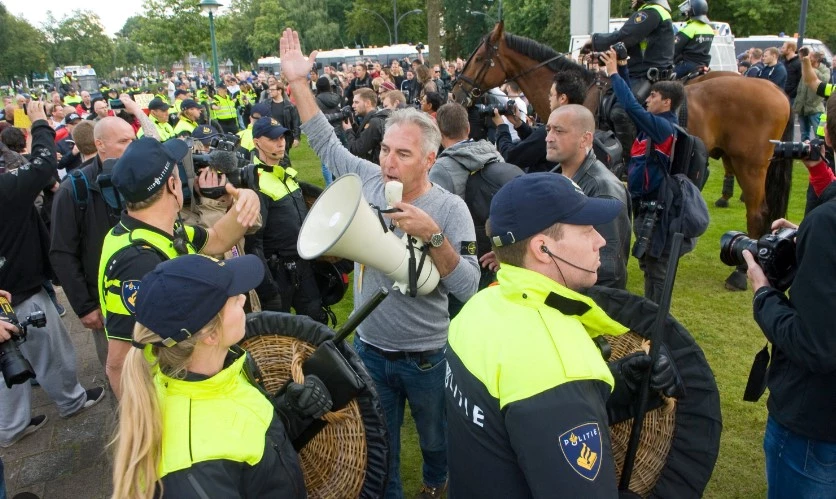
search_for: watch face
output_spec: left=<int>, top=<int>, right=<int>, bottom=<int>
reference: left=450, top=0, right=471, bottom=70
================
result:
left=431, top=232, right=444, bottom=247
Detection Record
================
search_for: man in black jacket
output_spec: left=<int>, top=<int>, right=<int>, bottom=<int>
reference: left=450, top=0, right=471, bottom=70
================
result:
left=0, top=101, right=105, bottom=448
left=781, top=41, right=802, bottom=103
left=266, top=81, right=301, bottom=150
left=344, top=63, right=373, bottom=105
left=49, top=116, right=137, bottom=367
left=742, top=111, right=836, bottom=499
left=342, top=88, right=389, bottom=164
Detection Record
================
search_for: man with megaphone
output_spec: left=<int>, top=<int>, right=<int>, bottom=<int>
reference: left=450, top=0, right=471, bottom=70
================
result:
left=281, top=29, right=481, bottom=499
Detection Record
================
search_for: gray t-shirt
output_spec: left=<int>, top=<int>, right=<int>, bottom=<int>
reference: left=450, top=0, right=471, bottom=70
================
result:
left=302, top=112, right=480, bottom=351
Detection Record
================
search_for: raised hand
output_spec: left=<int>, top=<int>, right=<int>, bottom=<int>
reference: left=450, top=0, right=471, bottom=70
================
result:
left=279, top=28, right=319, bottom=85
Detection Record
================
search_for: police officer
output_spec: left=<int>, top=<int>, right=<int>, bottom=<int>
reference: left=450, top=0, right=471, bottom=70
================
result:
left=445, top=173, right=676, bottom=498
left=137, top=97, right=175, bottom=141
left=244, top=117, right=327, bottom=322
left=673, top=0, right=714, bottom=79
left=172, top=99, right=203, bottom=137
left=97, top=137, right=261, bottom=398
left=237, top=103, right=270, bottom=158
left=585, top=0, right=675, bottom=100
left=111, top=254, right=332, bottom=499
left=211, top=85, right=239, bottom=134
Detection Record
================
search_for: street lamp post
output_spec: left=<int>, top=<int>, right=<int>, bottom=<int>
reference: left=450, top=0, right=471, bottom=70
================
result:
left=395, top=9, right=422, bottom=44
left=200, top=0, right=222, bottom=84
left=468, top=10, right=498, bottom=25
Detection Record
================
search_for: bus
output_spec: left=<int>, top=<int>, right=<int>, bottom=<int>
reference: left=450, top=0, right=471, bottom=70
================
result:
left=257, top=43, right=432, bottom=74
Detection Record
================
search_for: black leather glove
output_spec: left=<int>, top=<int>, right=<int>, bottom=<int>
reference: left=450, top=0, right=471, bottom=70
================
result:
left=280, top=374, right=333, bottom=420
left=617, top=351, right=677, bottom=397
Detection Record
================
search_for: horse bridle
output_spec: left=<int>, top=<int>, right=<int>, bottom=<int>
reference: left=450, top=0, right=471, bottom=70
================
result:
left=455, top=37, right=566, bottom=107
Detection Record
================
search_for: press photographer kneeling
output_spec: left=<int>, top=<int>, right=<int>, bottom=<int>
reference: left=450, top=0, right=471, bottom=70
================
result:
left=738, top=100, right=836, bottom=497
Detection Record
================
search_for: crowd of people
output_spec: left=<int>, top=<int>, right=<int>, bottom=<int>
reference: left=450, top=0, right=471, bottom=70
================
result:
left=1, top=0, right=835, bottom=497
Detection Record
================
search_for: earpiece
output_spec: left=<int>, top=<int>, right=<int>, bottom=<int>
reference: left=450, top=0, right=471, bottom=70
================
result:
left=541, top=245, right=550, bottom=254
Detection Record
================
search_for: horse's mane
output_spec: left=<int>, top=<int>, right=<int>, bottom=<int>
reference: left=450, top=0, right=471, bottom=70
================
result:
left=500, top=33, right=594, bottom=83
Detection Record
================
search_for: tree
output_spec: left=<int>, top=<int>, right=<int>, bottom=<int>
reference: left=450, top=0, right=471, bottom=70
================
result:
left=42, top=10, right=115, bottom=74
left=0, top=5, right=50, bottom=81
left=247, top=0, right=289, bottom=57
left=215, top=0, right=258, bottom=65
left=132, top=0, right=209, bottom=68
left=345, top=0, right=425, bottom=47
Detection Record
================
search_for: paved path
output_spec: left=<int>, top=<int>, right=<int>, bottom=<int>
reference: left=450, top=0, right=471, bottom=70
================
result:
left=1, top=288, right=114, bottom=499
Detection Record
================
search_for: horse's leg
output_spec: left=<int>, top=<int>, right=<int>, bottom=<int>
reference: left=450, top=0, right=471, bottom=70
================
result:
left=715, top=157, right=736, bottom=208
left=723, top=157, right=768, bottom=291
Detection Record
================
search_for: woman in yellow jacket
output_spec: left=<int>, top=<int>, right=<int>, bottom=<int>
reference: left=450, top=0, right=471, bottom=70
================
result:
left=111, top=254, right=332, bottom=498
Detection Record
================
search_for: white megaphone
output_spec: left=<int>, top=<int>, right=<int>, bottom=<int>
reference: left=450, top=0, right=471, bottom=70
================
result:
left=297, top=174, right=440, bottom=296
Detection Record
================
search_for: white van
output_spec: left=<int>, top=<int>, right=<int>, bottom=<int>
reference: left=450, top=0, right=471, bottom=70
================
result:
left=569, top=20, right=738, bottom=73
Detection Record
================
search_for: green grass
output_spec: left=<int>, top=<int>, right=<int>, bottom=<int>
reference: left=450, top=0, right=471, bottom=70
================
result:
left=289, top=137, right=807, bottom=497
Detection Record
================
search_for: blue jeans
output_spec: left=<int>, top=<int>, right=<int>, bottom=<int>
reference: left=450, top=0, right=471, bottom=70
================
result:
left=799, top=112, right=823, bottom=141
left=354, top=337, right=448, bottom=499
left=764, top=415, right=836, bottom=498
left=321, top=163, right=334, bottom=186
left=0, top=456, right=6, bottom=499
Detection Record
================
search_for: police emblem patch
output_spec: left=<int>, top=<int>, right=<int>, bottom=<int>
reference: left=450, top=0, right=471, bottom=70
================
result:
left=121, top=280, right=141, bottom=314
left=460, top=241, right=477, bottom=256
left=559, top=422, right=602, bottom=481
left=634, top=12, right=648, bottom=23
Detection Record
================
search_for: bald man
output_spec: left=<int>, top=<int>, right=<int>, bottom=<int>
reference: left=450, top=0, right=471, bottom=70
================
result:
left=50, top=116, right=135, bottom=367
left=545, top=104, right=632, bottom=289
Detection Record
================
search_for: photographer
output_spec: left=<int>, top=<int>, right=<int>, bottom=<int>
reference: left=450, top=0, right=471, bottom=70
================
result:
left=742, top=106, right=836, bottom=498
left=342, top=88, right=389, bottom=164
left=1, top=102, right=105, bottom=448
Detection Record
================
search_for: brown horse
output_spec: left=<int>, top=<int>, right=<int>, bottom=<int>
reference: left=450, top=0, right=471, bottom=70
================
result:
left=452, top=23, right=793, bottom=254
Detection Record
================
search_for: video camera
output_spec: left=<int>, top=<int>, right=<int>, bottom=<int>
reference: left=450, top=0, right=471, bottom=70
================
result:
left=720, top=228, right=798, bottom=291
left=593, top=42, right=629, bottom=66
left=209, top=132, right=241, bottom=152
left=770, top=138, right=825, bottom=162
left=475, top=100, right=518, bottom=118
left=0, top=294, right=45, bottom=388
left=324, top=105, right=353, bottom=124
left=192, top=149, right=257, bottom=195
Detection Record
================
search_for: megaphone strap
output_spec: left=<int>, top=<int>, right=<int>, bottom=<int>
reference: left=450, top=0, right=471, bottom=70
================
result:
left=370, top=203, right=402, bottom=233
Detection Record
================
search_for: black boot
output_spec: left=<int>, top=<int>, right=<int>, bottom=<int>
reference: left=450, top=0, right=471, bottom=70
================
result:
left=715, top=175, right=735, bottom=208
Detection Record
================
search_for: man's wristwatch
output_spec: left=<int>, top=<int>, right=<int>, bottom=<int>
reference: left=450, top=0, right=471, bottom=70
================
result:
left=430, top=232, right=445, bottom=248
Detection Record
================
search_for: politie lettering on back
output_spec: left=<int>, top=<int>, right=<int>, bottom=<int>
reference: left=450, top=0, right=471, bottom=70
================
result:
left=146, top=161, right=173, bottom=193
left=445, top=364, right=485, bottom=428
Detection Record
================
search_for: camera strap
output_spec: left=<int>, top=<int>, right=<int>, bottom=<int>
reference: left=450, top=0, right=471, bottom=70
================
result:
left=743, top=343, right=770, bottom=402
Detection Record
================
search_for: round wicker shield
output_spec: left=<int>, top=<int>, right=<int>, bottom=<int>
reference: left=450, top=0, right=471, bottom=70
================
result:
left=241, top=312, right=388, bottom=499
left=586, top=286, right=722, bottom=499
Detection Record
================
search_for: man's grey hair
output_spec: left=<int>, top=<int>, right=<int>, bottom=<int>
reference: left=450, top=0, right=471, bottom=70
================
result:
left=385, top=107, right=441, bottom=157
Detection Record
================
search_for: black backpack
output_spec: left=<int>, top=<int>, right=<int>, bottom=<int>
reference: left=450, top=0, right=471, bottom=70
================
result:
left=464, top=159, right=525, bottom=257
left=592, top=130, right=625, bottom=180
left=670, top=124, right=710, bottom=191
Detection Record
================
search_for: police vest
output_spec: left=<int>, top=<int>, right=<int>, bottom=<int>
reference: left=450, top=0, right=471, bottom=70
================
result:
left=98, top=224, right=198, bottom=327
left=173, top=117, right=199, bottom=137
left=137, top=116, right=176, bottom=142
left=639, top=4, right=672, bottom=53
left=63, top=94, right=82, bottom=105
left=254, top=157, right=301, bottom=202
left=156, top=354, right=274, bottom=477
left=155, top=93, right=170, bottom=105
left=817, top=113, right=827, bottom=138
left=676, top=20, right=714, bottom=65
left=237, top=91, right=257, bottom=107
left=196, top=89, right=209, bottom=104
left=238, top=125, right=255, bottom=152
left=449, top=264, right=625, bottom=409
left=173, top=99, right=183, bottom=114
left=212, top=94, right=237, bottom=120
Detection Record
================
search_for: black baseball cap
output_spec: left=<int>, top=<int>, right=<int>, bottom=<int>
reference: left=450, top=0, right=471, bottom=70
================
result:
left=135, top=255, right=264, bottom=347
left=180, top=99, right=201, bottom=110
left=64, top=113, right=82, bottom=125
left=252, top=116, right=289, bottom=139
left=111, top=137, right=189, bottom=203
left=148, top=97, right=171, bottom=111
left=174, top=89, right=189, bottom=98
left=250, top=103, right=270, bottom=119
left=489, top=173, right=623, bottom=247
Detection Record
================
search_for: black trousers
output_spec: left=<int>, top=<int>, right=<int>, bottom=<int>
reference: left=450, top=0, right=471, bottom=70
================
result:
left=270, top=258, right=327, bottom=324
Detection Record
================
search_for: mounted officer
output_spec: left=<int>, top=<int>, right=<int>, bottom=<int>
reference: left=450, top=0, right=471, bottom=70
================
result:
left=673, top=0, right=714, bottom=79
left=584, top=0, right=675, bottom=101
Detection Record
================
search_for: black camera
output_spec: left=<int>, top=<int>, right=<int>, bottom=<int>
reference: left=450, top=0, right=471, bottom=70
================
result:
left=416, top=42, right=425, bottom=52
left=770, top=138, right=825, bottom=162
left=210, top=133, right=241, bottom=152
left=720, top=228, right=798, bottom=291
left=594, top=42, right=629, bottom=65
left=475, top=100, right=518, bottom=118
left=0, top=295, right=45, bottom=388
left=324, top=105, right=353, bottom=124
left=193, top=150, right=255, bottom=195
left=108, top=98, right=125, bottom=110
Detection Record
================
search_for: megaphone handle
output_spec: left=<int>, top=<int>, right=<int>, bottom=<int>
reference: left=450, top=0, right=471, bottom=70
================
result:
left=407, top=237, right=418, bottom=298
left=333, top=287, right=389, bottom=345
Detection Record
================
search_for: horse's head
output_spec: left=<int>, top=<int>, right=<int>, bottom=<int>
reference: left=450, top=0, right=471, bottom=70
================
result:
left=451, top=21, right=512, bottom=108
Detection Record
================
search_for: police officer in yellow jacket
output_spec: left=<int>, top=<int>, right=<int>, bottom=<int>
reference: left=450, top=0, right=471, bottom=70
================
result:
left=237, top=103, right=270, bottom=159
left=98, top=137, right=261, bottom=398
left=673, top=0, right=714, bottom=78
left=137, top=97, right=175, bottom=141
left=111, top=254, right=332, bottom=499
left=586, top=0, right=675, bottom=99
left=244, top=116, right=326, bottom=322
left=446, top=173, right=677, bottom=498
left=212, top=84, right=239, bottom=134
left=173, top=99, right=203, bottom=137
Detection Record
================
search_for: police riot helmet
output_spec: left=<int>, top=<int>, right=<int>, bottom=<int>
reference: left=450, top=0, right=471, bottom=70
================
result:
left=678, top=0, right=710, bottom=23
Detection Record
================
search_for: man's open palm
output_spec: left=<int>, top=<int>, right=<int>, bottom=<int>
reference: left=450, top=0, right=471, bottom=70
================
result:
left=279, top=29, right=318, bottom=84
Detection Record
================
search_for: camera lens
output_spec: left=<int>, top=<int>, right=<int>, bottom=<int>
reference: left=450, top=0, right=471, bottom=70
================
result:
left=719, top=231, right=758, bottom=267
